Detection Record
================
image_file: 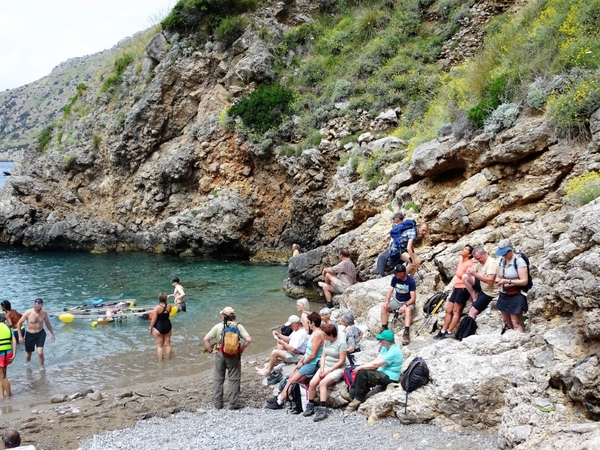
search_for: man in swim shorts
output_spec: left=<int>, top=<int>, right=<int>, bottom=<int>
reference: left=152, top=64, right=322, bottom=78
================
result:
left=168, top=277, right=186, bottom=312
left=16, top=298, right=55, bottom=366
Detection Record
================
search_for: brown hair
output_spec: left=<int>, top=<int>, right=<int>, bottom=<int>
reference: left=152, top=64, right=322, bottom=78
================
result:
left=322, top=323, right=337, bottom=337
left=307, top=312, right=321, bottom=328
left=158, top=292, right=168, bottom=303
left=339, top=248, right=350, bottom=258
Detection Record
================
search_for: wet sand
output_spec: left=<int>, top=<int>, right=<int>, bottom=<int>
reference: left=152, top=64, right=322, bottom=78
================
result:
left=3, top=349, right=278, bottom=450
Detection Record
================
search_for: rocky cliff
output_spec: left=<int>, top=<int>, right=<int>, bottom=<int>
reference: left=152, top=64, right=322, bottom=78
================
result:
left=0, top=0, right=599, bottom=447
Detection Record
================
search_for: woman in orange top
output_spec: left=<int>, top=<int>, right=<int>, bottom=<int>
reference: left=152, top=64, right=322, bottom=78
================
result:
left=433, top=245, right=474, bottom=339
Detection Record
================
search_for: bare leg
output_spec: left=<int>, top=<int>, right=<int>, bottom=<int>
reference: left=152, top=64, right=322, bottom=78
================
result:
left=380, top=303, right=391, bottom=328
left=165, top=331, right=173, bottom=359
left=448, top=303, right=463, bottom=332
left=256, top=349, right=285, bottom=376
left=501, top=312, right=513, bottom=330
left=468, top=306, right=480, bottom=319
left=462, top=274, right=478, bottom=301
left=37, top=348, right=45, bottom=366
left=440, top=302, right=453, bottom=332
left=510, top=313, right=524, bottom=332
left=152, top=329, right=165, bottom=361
left=404, top=307, right=413, bottom=327
left=25, top=352, right=32, bottom=363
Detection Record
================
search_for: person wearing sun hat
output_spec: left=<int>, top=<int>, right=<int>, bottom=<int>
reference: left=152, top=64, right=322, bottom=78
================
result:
left=203, top=306, right=252, bottom=410
left=494, top=239, right=529, bottom=333
left=340, top=329, right=403, bottom=410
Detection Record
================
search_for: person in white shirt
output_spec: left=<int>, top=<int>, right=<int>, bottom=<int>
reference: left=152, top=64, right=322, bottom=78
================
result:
left=256, top=315, right=308, bottom=377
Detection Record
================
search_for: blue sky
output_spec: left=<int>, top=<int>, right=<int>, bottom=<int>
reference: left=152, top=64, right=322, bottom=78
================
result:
left=0, top=0, right=175, bottom=91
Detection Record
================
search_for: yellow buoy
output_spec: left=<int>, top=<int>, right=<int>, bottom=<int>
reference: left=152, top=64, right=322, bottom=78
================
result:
left=59, top=313, right=75, bottom=323
left=170, top=305, right=179, bottom=317
left=91, top=321, right=98, bottom=327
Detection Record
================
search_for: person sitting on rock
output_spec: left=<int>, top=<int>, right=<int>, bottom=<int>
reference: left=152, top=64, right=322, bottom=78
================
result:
left=339, top=312, right=362, bottom=365
left=463, top=247, right=499, bottom=319
left=340, top=329, right=403, bottom=410
left=318, top=248, right=357, bottom=309
left=292, top=243, right=301, bottom=257
left=319, top=307, right=335, bottom=328
left=296, top=298, right=311, bottom=334
left=303, top=324, right=347, bottom=422
left=256, top=315, right=308, bottom=377
left=265, top=312, right=324, bottom=410
left=376, top=213, right=428, bottom=278
left=381, top=264, right=416, bottom=345
left=434, top=244, right=474, bottom=339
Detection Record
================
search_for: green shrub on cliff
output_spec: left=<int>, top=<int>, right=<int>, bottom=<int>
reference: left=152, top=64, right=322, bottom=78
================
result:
left=101, top=53, right=134, bottom=93
left=228, top=83, right=294, bottom=134
left=161, top=0, right=258, bottom=34
left=37, top=125, right=54, bottom=151
left=215, top=16, right=249, bottom=47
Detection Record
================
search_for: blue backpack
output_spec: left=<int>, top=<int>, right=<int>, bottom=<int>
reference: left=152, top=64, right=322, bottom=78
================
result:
left=389, top=219, right=417, bottom=260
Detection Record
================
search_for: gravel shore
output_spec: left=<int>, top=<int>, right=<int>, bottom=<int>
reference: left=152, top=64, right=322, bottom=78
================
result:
left=77, top=407, right=498, bottom=450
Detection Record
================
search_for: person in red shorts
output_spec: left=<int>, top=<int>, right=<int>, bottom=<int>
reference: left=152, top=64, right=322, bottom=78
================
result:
left=0, top=321, right=17, bottom=399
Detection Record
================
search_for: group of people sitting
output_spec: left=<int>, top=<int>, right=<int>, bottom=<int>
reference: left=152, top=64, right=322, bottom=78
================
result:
left=269, top=213, right=530, bottom=417
left=256, top=300, right=364, bottom=421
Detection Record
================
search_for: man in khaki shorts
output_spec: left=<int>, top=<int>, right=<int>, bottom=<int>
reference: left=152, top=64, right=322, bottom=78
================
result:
left=16, top=298, right=55, bottom=366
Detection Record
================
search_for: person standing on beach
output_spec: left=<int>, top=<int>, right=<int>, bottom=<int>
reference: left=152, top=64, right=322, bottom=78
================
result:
left=0, top=321, right=17, bottom=399
left=168, top=277, right=186, bottom=312
left=149, top=292, right=173, bottom=361
left=203, top=307, right=252, bottom=410
left=16, top=298, right=55, bottom=366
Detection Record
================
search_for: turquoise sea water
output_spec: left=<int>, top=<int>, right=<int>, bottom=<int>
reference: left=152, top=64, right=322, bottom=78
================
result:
left=0, top=244, right=298, bottom=415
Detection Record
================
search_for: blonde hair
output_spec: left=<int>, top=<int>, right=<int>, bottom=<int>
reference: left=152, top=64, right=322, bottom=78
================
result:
left=296, top=298, right=309, bottom=311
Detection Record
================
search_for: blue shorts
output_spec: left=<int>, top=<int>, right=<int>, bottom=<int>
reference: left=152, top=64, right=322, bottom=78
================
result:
left=298, top=361, right=319, bottom=378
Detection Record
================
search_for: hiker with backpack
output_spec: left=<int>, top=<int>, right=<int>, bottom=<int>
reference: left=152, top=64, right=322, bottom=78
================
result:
left=375, top=212, right=428, bottom=278
left=256, top=314, right=308, bottom=378
left=340, top=329, right=403, bottom=410
left=381, top=264, right=416, bottom=345
left=265, top=312, right=324, bottom=410
left=318, top=249, right=357, bottom=309
left=303, top=323, right=347, bottom=421
left=433, top=245, right=474, bottom=340
left=463, top=247, right=499, bottom=319
left=203, top=306, right=252, bottom=410
left=495, top=239, right=530, bottom=333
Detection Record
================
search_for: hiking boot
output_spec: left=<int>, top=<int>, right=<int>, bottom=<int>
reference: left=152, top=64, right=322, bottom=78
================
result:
left=266, top=396, right=279, bottom=405
left=303, top=402, right=315, bottom=417
left=214, top=403, right=224, bottom=410
left=313, top=406, right=328, bottom=422
left=340, top=390, right=353, bottom=402
left=265, top=400, right=283, bottom=410
left=266, top=370, right=283, bottom=386
left=347, top=399, right=362, bottom=410
left=402, top=329, right=410, bottom=345
left=433, top=330, right=446, bottom=340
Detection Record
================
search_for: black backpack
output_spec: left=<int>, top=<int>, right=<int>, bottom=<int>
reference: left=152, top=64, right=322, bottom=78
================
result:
left=286, top=382, right=304, bottom=414
left=400, top=356, right=429, bottom=414
left=454, top=315, right=477, bottom=341
left=501, top=252, right=534, bottom=292
left=422, top=292, right=448, bottom=315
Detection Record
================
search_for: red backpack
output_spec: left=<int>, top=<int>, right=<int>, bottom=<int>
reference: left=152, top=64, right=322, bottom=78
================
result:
left=343, top=364, right=358, bottom=388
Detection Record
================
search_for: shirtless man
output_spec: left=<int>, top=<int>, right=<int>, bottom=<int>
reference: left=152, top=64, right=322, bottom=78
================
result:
left=16, top=298, right=55, bottom=366
left=168, top=277, right=186, bottom=312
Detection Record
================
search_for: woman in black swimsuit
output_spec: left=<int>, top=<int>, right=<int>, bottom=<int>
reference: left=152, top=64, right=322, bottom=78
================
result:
left=149, top=292, right=173, bottom=361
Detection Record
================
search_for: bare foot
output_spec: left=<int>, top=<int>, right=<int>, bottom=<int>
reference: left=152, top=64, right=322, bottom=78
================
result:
left=255, top=368, right=270, bottom=377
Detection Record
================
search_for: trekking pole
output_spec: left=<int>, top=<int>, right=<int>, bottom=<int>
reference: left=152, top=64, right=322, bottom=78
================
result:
left=416, top=297, right=446, bottom=337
